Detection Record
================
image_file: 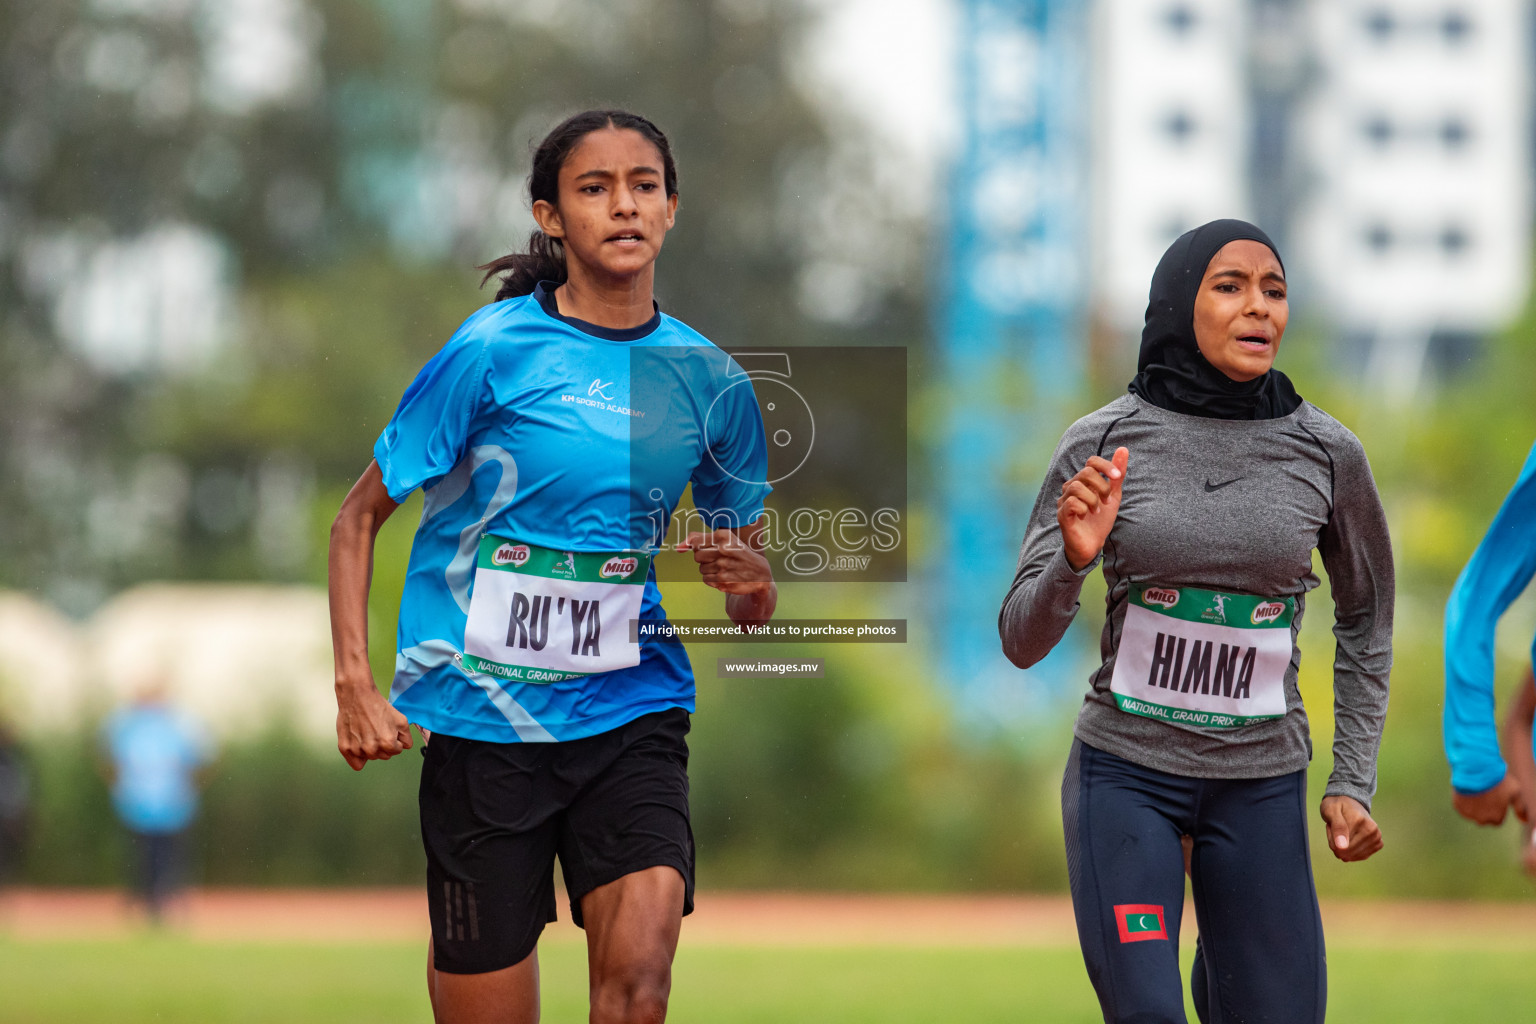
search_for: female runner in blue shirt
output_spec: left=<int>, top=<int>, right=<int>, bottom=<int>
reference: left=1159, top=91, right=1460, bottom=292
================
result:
left=328, top=110, right=776, bottom=1024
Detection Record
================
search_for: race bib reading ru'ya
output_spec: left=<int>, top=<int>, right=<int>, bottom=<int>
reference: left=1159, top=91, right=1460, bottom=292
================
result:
left=1108, top=585, right=1296, bottom=729
left=462, top=537, right=651, bottom=684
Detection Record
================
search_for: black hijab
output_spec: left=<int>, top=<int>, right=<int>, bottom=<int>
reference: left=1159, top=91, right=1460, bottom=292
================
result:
left=1127, top=219, right=1302, bottom=420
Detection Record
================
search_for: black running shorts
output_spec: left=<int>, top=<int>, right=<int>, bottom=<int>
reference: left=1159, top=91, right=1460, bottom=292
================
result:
left=420, top=708, right=694, bottom=974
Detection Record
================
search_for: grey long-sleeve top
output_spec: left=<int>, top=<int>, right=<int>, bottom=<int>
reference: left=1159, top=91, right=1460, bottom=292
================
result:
left=999, top=394, right=1394, bottom=808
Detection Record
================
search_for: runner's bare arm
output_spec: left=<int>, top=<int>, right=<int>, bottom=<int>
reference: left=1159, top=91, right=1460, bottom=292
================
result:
left=1458, top=668, right=1536, bottom=833
left=680, top=519, right=776, bottom=630
left=1498, top=667, right=1536, bottom=815
left=328, top=460, right=413, bottom=771
left=1499, top=668, right=1536, bottom=875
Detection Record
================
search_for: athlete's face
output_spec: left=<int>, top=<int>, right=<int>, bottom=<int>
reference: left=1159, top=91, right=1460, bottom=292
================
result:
left=1191, top=240, right=1288, bottom=382
left=533, top=127, right=678, bottom=283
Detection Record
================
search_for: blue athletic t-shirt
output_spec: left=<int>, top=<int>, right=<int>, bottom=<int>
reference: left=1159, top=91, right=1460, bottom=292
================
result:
left=375, top=283, right=770, bottom=743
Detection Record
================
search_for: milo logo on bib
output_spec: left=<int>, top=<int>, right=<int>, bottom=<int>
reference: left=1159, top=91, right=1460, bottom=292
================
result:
left=461, top=536, right=652, bottom=685
left=600, top=556, right=640, bottom=579
left=1108, top=584, right=1296, bottom=728
left=492, top=543, right=531, bottom=567
left=1250, top=601, right=1286, bottom=626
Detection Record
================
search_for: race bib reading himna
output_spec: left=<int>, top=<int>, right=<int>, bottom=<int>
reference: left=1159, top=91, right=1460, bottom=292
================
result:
left=1108, top=584, right=1295, bottom=728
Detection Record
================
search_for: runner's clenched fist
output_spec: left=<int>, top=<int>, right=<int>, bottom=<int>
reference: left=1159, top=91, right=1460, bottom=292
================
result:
left=1320, top=795, right=1384, bottom=862
left=1058, top=447, right=1129, bottom=571
left=680, top=529, right=772, bottom=595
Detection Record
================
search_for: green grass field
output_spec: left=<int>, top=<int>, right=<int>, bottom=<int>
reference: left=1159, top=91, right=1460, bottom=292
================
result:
left=1, top=934, right=1532, bottom=1023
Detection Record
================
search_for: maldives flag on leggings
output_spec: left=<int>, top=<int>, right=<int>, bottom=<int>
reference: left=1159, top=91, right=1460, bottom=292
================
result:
left=1114, top=904, right=1168, bottom=943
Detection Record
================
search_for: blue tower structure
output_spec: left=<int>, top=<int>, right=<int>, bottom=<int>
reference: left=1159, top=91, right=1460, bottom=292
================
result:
left=934, top=0, right=1089, bottom=723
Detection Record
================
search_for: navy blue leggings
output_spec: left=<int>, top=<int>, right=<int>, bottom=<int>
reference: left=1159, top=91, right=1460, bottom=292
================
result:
left=1062, top=740, right=1325, bottom=1024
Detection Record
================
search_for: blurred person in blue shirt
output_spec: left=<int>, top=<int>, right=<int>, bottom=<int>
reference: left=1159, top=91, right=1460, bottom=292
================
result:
left=102, top=683, right=211, bottom=921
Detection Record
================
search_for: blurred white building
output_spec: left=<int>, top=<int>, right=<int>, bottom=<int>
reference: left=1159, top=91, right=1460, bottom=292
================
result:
left=0, top=593, right=86, bottom=733
left=1296, top=0, right=1530, bottom=396
left=1093, top=0, right=1252, bottom=330
left=0, top=584, right=337, bottom=745
left=1088, top=0, right=1530, bottom=384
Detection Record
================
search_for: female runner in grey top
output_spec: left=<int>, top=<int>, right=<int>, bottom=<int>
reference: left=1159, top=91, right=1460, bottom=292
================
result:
left=1000, top=220, right=1392, bottom=1023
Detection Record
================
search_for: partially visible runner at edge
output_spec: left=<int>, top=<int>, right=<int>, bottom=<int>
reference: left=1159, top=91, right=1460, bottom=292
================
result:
left=327, top=109, right=776, bottom=1024
left=1000, top=220, right=1393, bottom=1023
left=1443, top=441, right=1536, bottom=874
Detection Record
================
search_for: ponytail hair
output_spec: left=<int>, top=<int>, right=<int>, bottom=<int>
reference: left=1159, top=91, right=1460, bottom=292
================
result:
left=478, top=109, right=679, bottom=301
left=477, top=231, right=566, bottom=302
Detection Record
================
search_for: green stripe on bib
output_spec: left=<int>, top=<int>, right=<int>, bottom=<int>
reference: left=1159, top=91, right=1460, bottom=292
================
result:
left=1129, top=585, right=1295, bottom=630
left=1111, top=694, right=1283, bottom=728
left=477, top=536, right=651, bottom=585
left=460, top=655, right=587, bottom=685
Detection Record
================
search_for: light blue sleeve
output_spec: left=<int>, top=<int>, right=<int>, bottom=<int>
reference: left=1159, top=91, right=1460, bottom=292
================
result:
left=373, top=328, right=490, bottom=503
left=689, top=372, right=771, bottom=530
left=1443, top=442, right=1536, bottom=794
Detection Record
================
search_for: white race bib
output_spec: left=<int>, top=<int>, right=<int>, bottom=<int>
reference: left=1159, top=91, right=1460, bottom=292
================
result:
left=462, top=537, right=650, bottom=684
left=1108, top=585, right=1295, bottom=728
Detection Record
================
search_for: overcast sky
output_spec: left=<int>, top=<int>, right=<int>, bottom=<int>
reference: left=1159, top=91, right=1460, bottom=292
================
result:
left=804, top=0, right=955, bottom=178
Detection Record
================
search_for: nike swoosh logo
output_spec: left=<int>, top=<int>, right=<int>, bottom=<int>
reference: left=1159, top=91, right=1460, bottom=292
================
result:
left=1204, top=478, right=1242, bottom=492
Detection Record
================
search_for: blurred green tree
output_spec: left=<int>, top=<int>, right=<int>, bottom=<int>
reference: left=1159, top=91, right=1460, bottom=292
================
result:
left=0, top=0, right=926, bottom=603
